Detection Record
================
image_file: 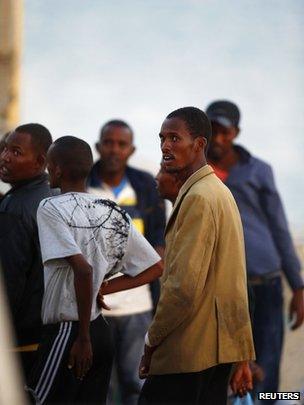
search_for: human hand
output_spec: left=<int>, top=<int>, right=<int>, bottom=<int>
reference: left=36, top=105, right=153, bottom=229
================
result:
left=230, top=361, right=253, bottom=397
left=139, top=345, right=156, bottom=379
left=97, top=282, right=111, bottom=310
left=68, top=336, right=93, bottom=380
left=250, top=361, right=264, bottom=383
left=289, top=288, right=304, bottom=330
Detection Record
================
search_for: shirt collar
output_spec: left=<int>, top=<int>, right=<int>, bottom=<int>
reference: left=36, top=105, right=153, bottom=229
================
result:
left=8, top=173, right=49, bottom=194
left=234, top=144, right=252, bottom=164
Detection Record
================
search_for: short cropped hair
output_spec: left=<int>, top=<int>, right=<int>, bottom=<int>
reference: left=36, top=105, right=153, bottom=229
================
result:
left=166, top=107, right=212, bottom=146
left=52, top=136, right=93, bottom=181
left=15, top=123, right=52, bottom=154
left=100, top=119, right=133, bottom=141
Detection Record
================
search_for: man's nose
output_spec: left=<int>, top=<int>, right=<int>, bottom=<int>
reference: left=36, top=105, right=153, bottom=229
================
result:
left=212, top=132, right=225, bottom=145
left=161, top=138, right=171, bottom=152
left=108, top=142, right=120, bottom=154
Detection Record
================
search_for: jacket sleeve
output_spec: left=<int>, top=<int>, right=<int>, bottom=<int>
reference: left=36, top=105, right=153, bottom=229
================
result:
left=259, top=164, right=303, bottom=290
left=0, top=213, right=34, bottom=317
left=147, top=194, right=216, bottom=347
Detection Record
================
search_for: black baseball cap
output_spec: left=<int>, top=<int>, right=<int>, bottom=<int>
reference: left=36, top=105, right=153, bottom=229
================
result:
left=206, top=100, right=240, bottom=128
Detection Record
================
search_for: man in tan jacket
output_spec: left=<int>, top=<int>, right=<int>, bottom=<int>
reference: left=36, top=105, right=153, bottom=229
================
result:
left=139, top=107, right=255, bottom=404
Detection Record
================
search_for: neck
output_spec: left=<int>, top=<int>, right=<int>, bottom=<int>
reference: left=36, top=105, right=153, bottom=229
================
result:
left=179, top=157, right=207, bottom=186
left=209, top=148, right=239, bottom=171
left=60, top=180, right=87, bottom=194
left=11, top=172, right=45, bottom=187
left=100, top=169, right=126, bottom=188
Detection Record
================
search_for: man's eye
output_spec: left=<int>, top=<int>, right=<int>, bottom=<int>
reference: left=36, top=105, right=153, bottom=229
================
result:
left=13, top=150, right=20, bottom=156
left=172, top=136, right=178, bottom=142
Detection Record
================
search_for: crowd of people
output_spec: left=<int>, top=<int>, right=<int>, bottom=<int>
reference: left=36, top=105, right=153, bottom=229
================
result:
left=0, top=101, right=303, bottom=405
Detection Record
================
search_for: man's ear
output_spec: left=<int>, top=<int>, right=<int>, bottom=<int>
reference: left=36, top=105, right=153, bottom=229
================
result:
left=126, top=145, right=136, bottom=160
left=37, top=153, right=47, bottom=169
left=95, top=142, right=101, bottom=154
left=195, top=137, right=206, bottom=152
left=55, top=164, right=62, bottom=180
left=130, top=145, right=136, bottom=156
left=234, top=127, right=240, bottom=138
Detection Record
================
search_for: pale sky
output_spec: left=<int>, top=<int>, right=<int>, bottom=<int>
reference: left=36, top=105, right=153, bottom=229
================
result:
left=22, top=0, right=304, bottom=231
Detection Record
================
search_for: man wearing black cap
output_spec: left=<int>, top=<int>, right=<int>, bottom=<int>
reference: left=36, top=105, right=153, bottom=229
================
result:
left=206, top=100, right=304, bottom=397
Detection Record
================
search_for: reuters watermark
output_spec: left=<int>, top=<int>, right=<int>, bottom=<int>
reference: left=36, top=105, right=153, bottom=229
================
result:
left=258, top=392, right=302, bottom=401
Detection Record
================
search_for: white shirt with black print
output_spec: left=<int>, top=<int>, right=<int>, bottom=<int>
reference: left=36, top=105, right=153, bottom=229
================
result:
left=37, top=193, right=160, bottom=324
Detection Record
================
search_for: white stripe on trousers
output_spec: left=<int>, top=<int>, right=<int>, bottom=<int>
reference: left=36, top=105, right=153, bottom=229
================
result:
left=33, top=321, right=72, bottom=404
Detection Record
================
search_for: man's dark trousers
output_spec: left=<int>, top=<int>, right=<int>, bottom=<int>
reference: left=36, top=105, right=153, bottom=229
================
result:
left=252, top=276, right=284, bottom=400
left=138, top=363, right=232, bottom=405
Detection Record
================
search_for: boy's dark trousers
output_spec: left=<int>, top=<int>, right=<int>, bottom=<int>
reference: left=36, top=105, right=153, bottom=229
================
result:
left=27, top=315, right=113, bottom=404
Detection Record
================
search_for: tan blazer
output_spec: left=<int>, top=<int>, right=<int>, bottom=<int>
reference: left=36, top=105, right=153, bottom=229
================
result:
left=148, top=165, right=255, bottom=375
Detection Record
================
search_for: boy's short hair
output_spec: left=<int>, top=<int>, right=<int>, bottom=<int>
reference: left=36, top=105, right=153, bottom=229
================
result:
left=52, top=136, right=93, bottom=181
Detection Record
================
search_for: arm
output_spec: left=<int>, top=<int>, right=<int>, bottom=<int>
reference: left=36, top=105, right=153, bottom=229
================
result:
left=230, top=361, right=253, bottom=397
left=66, top=254, right=93, bottom=380
left=36, top=204, right=93, bottom=378
left=289, top=289, right=304, bottom=330
left=260, top=165, right=302, bottom=288
left=259, top=165, right=304, bottom=328
left=0, top=213, right=33, bottom=318
left=148, top=194, right=215, bottom=347
left=99, top=260, right=162, bottom=297
left=98, top=220, right=162, bottom=309
left=139, top=195, right=215, bottom=377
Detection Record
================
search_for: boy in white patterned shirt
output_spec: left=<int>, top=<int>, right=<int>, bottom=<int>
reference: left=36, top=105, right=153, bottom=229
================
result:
left=27, top=136, right=162, bottom=404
